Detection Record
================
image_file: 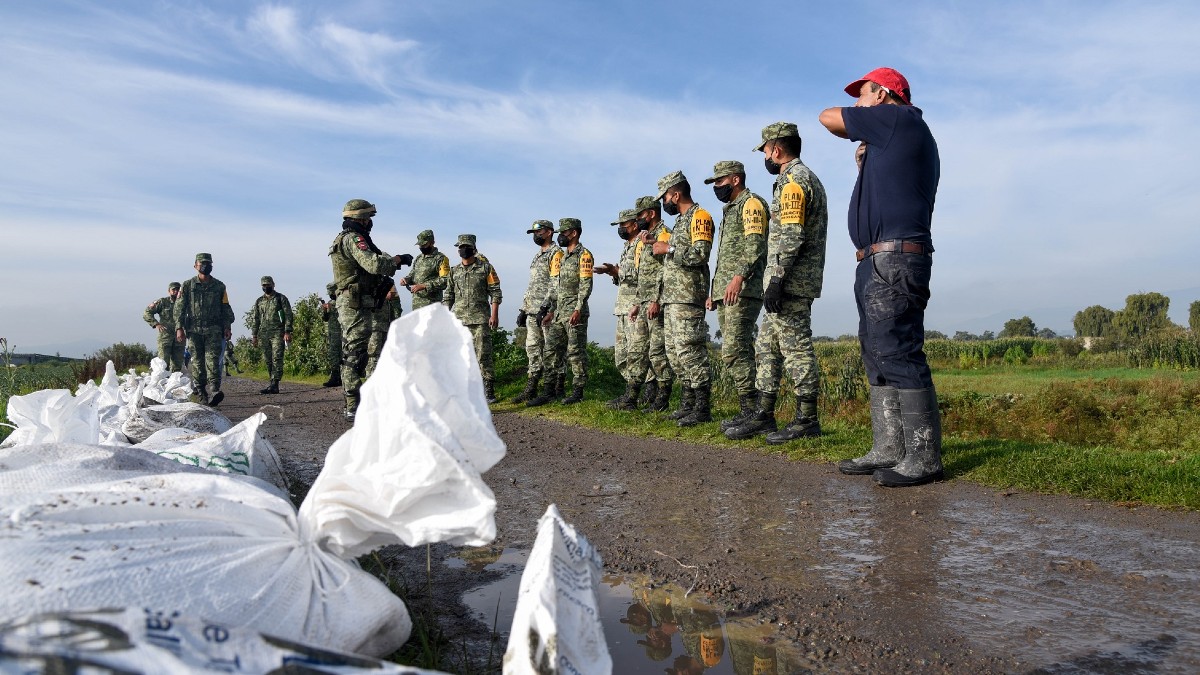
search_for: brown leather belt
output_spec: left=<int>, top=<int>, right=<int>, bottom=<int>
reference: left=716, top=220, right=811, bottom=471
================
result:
left=856, top=240, right=930, bottom=262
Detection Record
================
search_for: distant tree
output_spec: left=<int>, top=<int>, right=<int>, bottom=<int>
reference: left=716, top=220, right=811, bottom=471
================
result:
left=953, top=331, right=978, bottom=341
left=91, top=342, right=155, bottom=371
left=1000, top=316, right=1037, bottom=338
left=981, top=330, right=996, bottom=341
left=1073, top=305, right=1115, bottom=338
left=925, top=329, right=948, bottom=340
left=1036, top=327, right=1058, bottom=339
left=1112, top=292, right=1173, bottom=341
left=836, top=334, right=856, bottom=342
left=1190, top=301, right=1200, bottom=333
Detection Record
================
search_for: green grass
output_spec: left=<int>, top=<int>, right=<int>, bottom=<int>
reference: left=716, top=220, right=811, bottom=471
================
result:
left=935, top=365, right=1198, bottom=395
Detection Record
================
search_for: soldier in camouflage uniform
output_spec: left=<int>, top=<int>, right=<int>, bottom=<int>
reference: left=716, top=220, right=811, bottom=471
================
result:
left=144, top=281, right=185, bottom=372
left=444, top=234, right=503, bottom=403
left=399, top=229, right=450, bottom=310
left=249, top=275, right=294, bottom=394
left=321, top=282, right=342, bottom=387
left=540, top=218, right=593, bottom=405
left=366, top=284, right=403, bottom=377
left=516, top=220, right=560, bottom=405
left=175, top=252, right=235, bottom=406
left=728, top=122, right=829, bottom=443
left=629, top=195, right=674, bottom=411
left=703, top=160, right=769, bottom=430
left=594, top=209, right=645, bottom=409
left=329, top=199, right=411, bottom=421
left=652, top=172, right=715, bottom=427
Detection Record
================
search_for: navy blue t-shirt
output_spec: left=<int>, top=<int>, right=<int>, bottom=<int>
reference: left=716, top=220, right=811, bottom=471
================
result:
left=842, top=104, right=940, bottom=252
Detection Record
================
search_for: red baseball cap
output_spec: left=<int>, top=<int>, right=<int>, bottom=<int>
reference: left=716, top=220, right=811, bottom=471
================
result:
left=845, top=67, right=911, bottom=105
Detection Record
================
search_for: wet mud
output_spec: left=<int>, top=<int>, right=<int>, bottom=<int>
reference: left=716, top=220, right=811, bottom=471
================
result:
left=218, top=378, right=1200, bottom=673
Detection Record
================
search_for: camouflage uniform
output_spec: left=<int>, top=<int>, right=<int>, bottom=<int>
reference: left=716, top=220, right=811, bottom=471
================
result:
left=658, top=174, right=714, bottom=392
left=143, top=282, right=184, bottom=372
left=403, top=230, right=450, bottom=310
left=631, top=199, right=674, bottom=389
left=249, top=276, right=294, bottom=387
left=444, top=234, right=503, bottom=386
left=705, top=161, right=769, bottom=398
left=546, top=218, right=593, bottom=392
left=329, top=200, right=400, bottom=416
left=176, top=254, right=235, bottom=399
left=367, top=290, right=402, bottom=377
left=321, top=282, right=342, bottom=385
left=520, top=221, right=560, bottom=381
left=611, top=209, right=643, bottom=383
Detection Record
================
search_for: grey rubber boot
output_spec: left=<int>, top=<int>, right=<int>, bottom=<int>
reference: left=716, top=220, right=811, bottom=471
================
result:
left=838, top=385, right=903, bottom=475
left=875, top=387, right=945, bottom=487
left=512, top=376, right=538, bottom=404
left=668, top=387, right=695, bottom=420
left=720, top=392, right=758, bottom=431
left=765, top=398, right=820, bottom=444
left=677, top=384, right=713, bottom=427
left=725, top=392, right=778, bottom=440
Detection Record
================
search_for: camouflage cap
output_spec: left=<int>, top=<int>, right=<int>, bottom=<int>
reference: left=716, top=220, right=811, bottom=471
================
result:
left=455, top=233, right=477, bottom=247
left=703, top=160, right=745, bottom=184
left=342, top=198, right=376, bottom=219
left=525, top=219, right=554, bottom=234
left=634, top=195, right=658, bottom=212
left=260, top=276, right=274, bottom=285
left=416, top=229, right=435, bottom=245
left=555, top=217, right=582, bottom=233
left=753, top=121, right=800, bottom=152
left=326, top=282, right=337, bottom=296
left=195, top=252, right=212, bottom=263
left=610, top=208, right=638, bottom=226
left=654, top=170, right=687, bottom=200
left=168, top=281, right=181, bottom=291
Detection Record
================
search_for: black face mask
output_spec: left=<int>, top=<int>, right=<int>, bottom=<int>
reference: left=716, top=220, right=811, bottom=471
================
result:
left=199, top=262, right=213, bottom=275
left=363, top=218, right=374, bottom=232
left=556, top=233, right=571, bottom=247
left=419, top=245, right=434, bottom=255
left=618, top=226, right=632, bottom=240
left=713, top=183, right=735, bottom=203
left=662, top=199, right=680, bottom=217
left=636, top=217, right=651, bottom=231
left=458, top=246, right=475, bottom=259
left=262, top=286, right=274, bottom=294
left=764, top=157, right=782, bottom=175
left=533, top=233, right=547, bottom=246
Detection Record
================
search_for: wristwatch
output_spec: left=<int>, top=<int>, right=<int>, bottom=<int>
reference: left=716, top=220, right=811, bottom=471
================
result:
left=667, top=245, right=676, bottom=255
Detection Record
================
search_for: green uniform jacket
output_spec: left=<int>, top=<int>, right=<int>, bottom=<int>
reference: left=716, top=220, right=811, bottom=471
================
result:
left=613, top=238, right=640, bottom=315
left=403, top=249, right=450, bottom=309
left=661, top=204, right=713, bottom=306
left=712, top=189, right=769, bottom=300
left=444, top=258, right=503, bottom=325
left=143, top=296, right=178, bottom=331
left=522, top=245, right=561, bottom=313
left=328, top=227, right=399, bottom=304
left=250, top=292, right=294, bottom=337
left=549, top=244, right=594, bottom=317
left=634, top=221, right=671, bottom=305
left=768, top=157, right=829, bottom=298
left=177, top=276, right=234, bottom=332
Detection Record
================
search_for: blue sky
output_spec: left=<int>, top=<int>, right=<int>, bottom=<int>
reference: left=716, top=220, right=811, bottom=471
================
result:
left=2, top=0, right=1198, bottom=356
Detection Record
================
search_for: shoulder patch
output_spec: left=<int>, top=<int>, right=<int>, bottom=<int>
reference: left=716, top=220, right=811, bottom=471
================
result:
left=656, top=227, right=671, bottom=243
left=690, top=209, right=715, bottom=243
left=222, top=291, right=230, bottom=304
left=355, top=235, right=369, bottom=251
left=742, top=196, right=767, bottom=236
left=580, top=251, right=594, bottom=278
left=780, top=176, right=807, bottom=226
left=549, top=250, right=563, bottom=277
left=633, top=240, right=645, bottom=267
left=487, top=265, right=500, bottom=285
left=438, top=257, right=450, bottom=276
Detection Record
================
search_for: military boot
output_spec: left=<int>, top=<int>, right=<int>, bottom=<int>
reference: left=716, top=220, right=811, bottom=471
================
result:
left=608, top=382, right=641, bottom=410
left=527, top=374, right=561, bottom=407
left=194, top=383, right=210, bottom=407
left=512, top=376, right=539, bottom=404
left=208, top=389, right=225, bottom=407
left=259, top=380, right=279, bottom=395
left=561, top=382, right=585, bottom=405
left=668, top=386, right=695, bottom=420
left=322, top=372, right=342, bottom=388
left=720, top=392, right=759, bottom=432
left=638, top=381, right=658, bottom=410
left=485, top=381, right=498, bottom=404
left=725, top=392, right=778, bottom=440
left=874, top=387, right=945, bottom=487
left=646, top=380, right=671, bottom=412
left=838, top=386, right=903, bottom=475
left=677, top=384, right=713, bottom=427
left=765, top=398, right=820, bottom=445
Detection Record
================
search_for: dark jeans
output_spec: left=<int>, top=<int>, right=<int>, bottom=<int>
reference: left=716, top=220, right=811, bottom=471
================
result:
left=855, top=251, right=933, bottom=389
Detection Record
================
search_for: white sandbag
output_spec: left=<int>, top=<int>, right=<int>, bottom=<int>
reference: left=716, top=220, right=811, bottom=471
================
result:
left=121, top=401, right=232, bottom=444
left=299, top=304, right=507, bottom=557
left=0, top=442, right=412, bottom=657
left=0, top=607, right=449, bottom=675
left=136, top=412, right=289, bottom=492
left=1, top=389, right=99, bottom=448
left=503, top=504, right=611, bottom=675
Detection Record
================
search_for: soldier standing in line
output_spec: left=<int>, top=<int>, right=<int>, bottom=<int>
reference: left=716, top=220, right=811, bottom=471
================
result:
left=249, top=275, right=294, bottom=395
left=652, top=171, right=715, bottom=427
left=628, top=195, right=674, bottom=411
left=320, top=282, right=342, bottom=387
left=175, top=253, right=235, bottom=407
left=444, top=234, right=503, bottom=403
left=515, top=220, right=560, bottom=405
left=398, top=229, right=450, bottom=310
left=329, top=199, right=411, bottom=421
left=540, top=218, right=593, bottom=405
left=594, top=209, right=644, bottom=409
left=727, top=123, right=829, bottom=443
left=703, top=160, right=769, bottom=431
left=144, top=281, right=185, bottom=372
left=366, top=283, right=402, bottom=377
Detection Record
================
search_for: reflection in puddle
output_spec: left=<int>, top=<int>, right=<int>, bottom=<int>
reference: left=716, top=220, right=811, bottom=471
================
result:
left=451, top=549, right=812, bottom=673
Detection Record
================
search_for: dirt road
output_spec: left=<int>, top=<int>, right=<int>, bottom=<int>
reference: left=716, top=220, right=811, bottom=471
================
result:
left=218, top=378, right=1200, bottom=674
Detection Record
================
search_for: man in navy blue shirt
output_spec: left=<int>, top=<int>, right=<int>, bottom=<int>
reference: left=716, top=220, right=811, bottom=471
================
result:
left=819, top=67, right=944, bottom=487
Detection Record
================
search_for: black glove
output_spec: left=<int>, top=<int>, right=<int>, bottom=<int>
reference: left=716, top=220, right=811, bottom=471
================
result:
left=516, top=310, right=528, bottom=328
left=763, top=278, right=783, bottom=314
left=536, top=305, right=550, bottom=324
left=397, top=253, right=414, bottom=267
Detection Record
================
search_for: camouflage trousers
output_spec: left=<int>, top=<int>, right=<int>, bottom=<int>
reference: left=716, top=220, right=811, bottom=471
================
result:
left=547, top=317, right=588, bottom=385
left=663, top=303, right=711, bottom=388
left=326, top=314, right=342, bottom=376
left=336, top=293, right=373, bottom=412
left=716, top=297, right=763, bottom=396
left=186, top=327, right=224, bottom=392
left=755, top=296, right=819, bottom=399
left=613, top=313, right=642, bottom=383
left=156, top=329, right=185, bottom=373
left=523, top=314, right=552, bottom=379
left=259, top=332, right=286, bottom=382
left=464, top=323, right=494, bottom=384
left=631, top=304, right=673, bottom=385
